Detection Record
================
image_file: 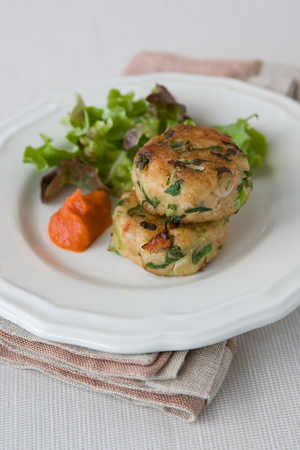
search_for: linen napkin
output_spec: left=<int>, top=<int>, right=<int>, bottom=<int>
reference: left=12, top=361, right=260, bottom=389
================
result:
left=0, top=318, right=236, bottom=421
left=123, top=50, right=300, bottom=99
left=0, top=53, right=298, bottom=422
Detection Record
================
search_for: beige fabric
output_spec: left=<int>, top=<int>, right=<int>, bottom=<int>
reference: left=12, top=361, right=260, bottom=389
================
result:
left=249, top=62, right=300, bottom=99
left=0, top=318, right=236, bottom=421
left=123, top=50, right=261, bottom=79
left=1, top=54, right=298, bottom=422
left=2, top=306, right=299, bottom=449
left=0, top=318, right=159, bottom=365
left=0, top=330, right=176, bottom=380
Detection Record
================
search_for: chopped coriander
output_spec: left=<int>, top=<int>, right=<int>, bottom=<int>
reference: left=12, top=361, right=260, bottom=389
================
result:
left=108, top=236, right=121, bottom=256
left=168, top=214, right=186, bottom=224
left=235, top=184, right=247, bottom=210
left=192, top=243, right=212, bottom=265
left=168, top=246, right=185, bottom=259
left=183, top=119, right=196, bottom=125
left=127, top=204, right=145, bottom=217
left=137, top=181, right=160, bottom=208
left=146, top=262, right=169, bottom=270
left=164, top=179, right=184, bottom=196
left=109, top=245, right=121, bottom=256
left=146, top=246, right=185, bottom=270
left=202, top=145, right=223, bottom=151
left=184, top=145, right=223, bottom=153
left=170, top=141, right=183, bottom=149
left=210, top=151, right=232, bottom=162
left=185, top=205, right=212, bottom=214
left=235, top=171, right=253, bottom=210
left=115, top=224, right=123, bottom=250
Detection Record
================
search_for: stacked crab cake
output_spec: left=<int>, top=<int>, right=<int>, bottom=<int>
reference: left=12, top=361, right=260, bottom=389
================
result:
left=110, top=124, right=252, bottom=276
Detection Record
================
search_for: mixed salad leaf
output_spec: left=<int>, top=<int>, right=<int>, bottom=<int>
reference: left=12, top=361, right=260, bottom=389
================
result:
left=23, top=85, right=267, bottom=201
left=41, top=159, right=107, bottom=203
left=215, top=114, right=267, bottom=168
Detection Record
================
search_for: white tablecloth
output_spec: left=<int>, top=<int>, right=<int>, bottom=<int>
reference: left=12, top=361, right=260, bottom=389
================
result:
left=1, top=307, right=299, bottom=450
left=1, top=1, right=300, bottom=448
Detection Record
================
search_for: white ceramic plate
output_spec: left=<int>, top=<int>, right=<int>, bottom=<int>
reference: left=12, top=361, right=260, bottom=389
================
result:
left=1, top=73, right=300, bottom=353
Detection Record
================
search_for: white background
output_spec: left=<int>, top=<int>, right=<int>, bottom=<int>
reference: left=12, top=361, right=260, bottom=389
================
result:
left=0, top=1, right=300, bottom=449
left=0, top=0, right=300, bottom=120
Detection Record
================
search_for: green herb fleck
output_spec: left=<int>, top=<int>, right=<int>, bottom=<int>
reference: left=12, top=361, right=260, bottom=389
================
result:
left=202, top=145, right=223, bottom=151
left=169, top=214, right=186, bottom=224
left=167, top=204, right=177, bottom=211
left=137, top=181, right=160, bottom=208
left=168, top=246, right=185, bottom=260
left=184, top=145, right=223, bottom=153
left=218, top=244, right=223, bottom=250
left=109, top=246, right=121, bottom=256
left=210, top=151, right=232, bottom=162
left=116, top=199, right=124, bottom=206
left=127, top=204, right=145, bottom=217
left=146, top=262, right=169, bottom=270
left=235, top=171, right=253, bottom=210
left=164, top=179, right=184, bottom=196
left=235, top=184, right=247, bottom=210
left=183, top=119, right=196, bottom=125
left=108, top=236, right=121, bottom=256
left=192, top=243, right=212, bottom=265
left=170, top=141, right=183, bottom=149
left=146, top=246, right=185, bottom=270
left=115, top=224, right=123, bottom=250
left=185, top=205, right=212, bottom=214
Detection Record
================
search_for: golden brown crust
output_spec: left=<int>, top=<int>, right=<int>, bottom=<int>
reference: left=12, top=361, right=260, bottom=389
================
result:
left=132, top=124, right=252, bottom=223
left=110, top=190, right=229, bottom=276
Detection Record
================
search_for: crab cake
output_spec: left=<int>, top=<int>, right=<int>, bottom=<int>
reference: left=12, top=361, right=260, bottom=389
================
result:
left=109, top=190, right=228, bottom=277
left=132, top=124, right=252, bottom=224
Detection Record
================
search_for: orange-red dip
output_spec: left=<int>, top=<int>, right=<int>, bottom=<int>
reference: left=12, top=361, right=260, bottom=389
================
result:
left=49, top=189, right=111, bottom=252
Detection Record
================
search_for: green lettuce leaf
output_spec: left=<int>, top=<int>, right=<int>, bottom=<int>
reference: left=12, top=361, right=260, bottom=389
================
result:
left=23, top=135, right=80, bottom=171
left=215, top=115, right=267, bottom=169
left=23, top=85, right=188, bottom=197
left=23, top=87, right=268, bottom=200
left=107, top=89, right=147, bottom=117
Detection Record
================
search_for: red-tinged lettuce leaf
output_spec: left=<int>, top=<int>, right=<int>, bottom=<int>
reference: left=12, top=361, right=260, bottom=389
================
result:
left=41, top=159, right=107, bottom=203
left=146, top=84, right=187, bottom=122
left=146, top=84, right=177, bottom=105
left=123, top=124, right=146, bottom=150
